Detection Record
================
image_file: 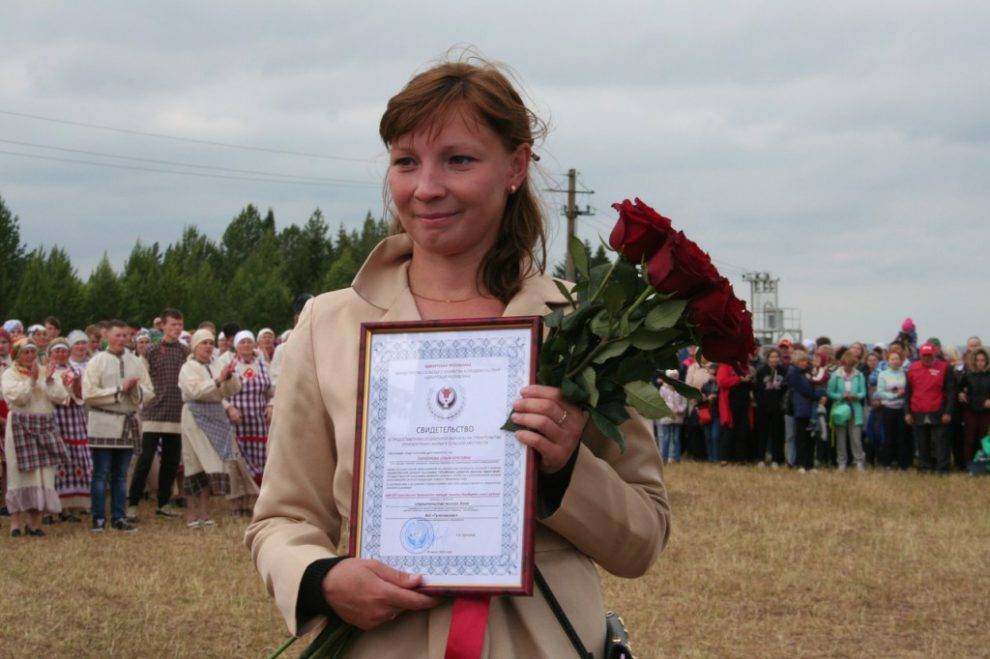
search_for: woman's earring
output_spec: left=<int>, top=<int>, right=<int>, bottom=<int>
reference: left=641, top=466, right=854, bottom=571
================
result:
left=509, top=185, right=517, bottom=194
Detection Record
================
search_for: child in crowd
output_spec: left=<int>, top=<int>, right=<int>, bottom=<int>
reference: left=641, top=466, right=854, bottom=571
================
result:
left=657, top=369, right=688, bottom=464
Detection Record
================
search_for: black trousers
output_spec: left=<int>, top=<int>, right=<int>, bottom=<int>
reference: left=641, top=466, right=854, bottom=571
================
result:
left=128, top=432, right=181, bottom=508
left=795, top=418, right=814, bottom=470
left=880, top=407, right=912, bottom=470
left=757, top=409, right=785, bottom=464
left=914, top=423, right=949, bottom=473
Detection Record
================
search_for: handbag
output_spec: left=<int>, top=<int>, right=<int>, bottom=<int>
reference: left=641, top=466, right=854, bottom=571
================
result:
left=535, top=566, right=636, bottom=659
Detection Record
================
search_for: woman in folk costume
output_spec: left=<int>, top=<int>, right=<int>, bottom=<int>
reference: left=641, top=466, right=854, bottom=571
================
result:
left=179, top=329, right=258, bottom=528
left=246, top=59, right=670, bottom=657
left=83, top=320, right=154, bottom=533
left=0, top=328, right=12, bottom=514
left=257, top=328, right=276, bottom=365
left=67, top=329, right=91, bottom=369
left=48, top=337, right=92, bottom=522
left=2, top=338, right=69, bottom=537
left=224, top=330, right=274, bottom=496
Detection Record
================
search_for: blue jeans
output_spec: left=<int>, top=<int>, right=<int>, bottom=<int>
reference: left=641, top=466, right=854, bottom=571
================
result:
left=704, top=421, right=720, bottom=462
left=784, top=414, right=796, bottom=466
left=91, top=448, right=133, bottom=522
left=659, top=424, right=682, bottom=462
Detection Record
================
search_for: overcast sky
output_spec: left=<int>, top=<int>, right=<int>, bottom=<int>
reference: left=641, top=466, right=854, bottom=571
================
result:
left=2, top=2, right=987, bottom=345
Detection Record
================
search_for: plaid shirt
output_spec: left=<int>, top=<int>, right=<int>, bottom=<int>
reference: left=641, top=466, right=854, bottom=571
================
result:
left=142, top=340, right=188, bottom=423
left=10, top=412, right=68, bottom=472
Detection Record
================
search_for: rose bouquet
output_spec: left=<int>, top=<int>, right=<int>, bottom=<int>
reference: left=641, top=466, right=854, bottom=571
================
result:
left=273, top=198, right=755, bottom=659
left=503, top=197, right=756, bottom=447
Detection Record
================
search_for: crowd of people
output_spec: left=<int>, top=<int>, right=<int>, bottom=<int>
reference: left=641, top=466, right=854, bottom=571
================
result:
left=654, top=318, right=990, bottom=476
left=0, top=298, right=309, bottom=537
left=2, top=305, right=986, bottom=539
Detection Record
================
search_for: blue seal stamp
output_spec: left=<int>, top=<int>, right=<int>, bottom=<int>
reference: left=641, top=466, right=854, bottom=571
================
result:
left=400, top=518, right=435, bottom=554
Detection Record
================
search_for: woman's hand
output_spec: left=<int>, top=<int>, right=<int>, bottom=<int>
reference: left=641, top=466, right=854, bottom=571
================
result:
left=321, top=558, right=441, bottom=630
left=220, top=359, right=237, bottom=381
left=226, top=406, right=242, bottom=425
left=264, top=404, right=273, bottom=424
left=511, top=384, right=587, bottom=473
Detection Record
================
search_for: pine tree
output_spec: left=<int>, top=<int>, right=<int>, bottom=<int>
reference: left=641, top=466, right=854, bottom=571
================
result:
left=11, top=247, right=85, bottom=328
left=279, top=209, right=332, bottom=297
left=322, top=247, right=359, bottom=292
left=120, top=240, right=165, bottom=322
left=229, top=234, right=292, bottom=329
left=84, top=254, right=124, bottom=322
left=221, top=204, right=275, bottom=279
left=0, top=194, right=26, bottom=317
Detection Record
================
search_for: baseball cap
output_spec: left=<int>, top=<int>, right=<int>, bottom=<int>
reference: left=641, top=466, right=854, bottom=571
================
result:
left=919, top=344, right=936, bottom=357
left=777, top=339, right=792, bottom=348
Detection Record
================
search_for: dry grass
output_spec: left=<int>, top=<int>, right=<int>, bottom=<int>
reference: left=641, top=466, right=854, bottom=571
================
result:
left=2, top=463, right=988, bottom=658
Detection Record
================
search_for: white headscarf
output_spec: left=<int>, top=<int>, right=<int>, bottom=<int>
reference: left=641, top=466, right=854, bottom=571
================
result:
left=257, top=327, right=275, bottom=339
left=188, top=328, right=214, bottom=359
left=233, top=330, right=255, bottom=347
left=67, top=330, right=89, bottom=346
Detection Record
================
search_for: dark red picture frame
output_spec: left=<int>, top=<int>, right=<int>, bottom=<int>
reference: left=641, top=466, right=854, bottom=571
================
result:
left=348, top=316, right=541, bottom=597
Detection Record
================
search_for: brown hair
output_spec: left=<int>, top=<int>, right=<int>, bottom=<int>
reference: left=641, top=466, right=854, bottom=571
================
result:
left=841, top=350, right=859, bottom=368
left=161, top=307, right=183, bottom=322
left=379, top=55, right=548, bottom=302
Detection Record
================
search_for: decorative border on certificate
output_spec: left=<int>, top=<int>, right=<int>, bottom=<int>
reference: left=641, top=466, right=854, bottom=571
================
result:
left=349, top=317, right=541, bottom=597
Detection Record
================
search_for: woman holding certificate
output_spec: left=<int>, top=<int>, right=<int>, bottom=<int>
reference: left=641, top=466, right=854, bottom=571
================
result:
left=247, top=56, right=670, bottom=657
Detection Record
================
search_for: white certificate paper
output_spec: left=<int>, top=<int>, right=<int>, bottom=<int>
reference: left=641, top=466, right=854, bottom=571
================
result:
left=351, top=320, right=538, bottom=594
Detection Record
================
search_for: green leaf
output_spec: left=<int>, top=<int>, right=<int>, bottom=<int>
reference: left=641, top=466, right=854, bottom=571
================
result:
left=629, top=326, right=681, bottom=351
left=659, top=373, right=703, bottom=401
left=623, top=380, right=673, bottom=419
left=603, top=282, right=626, bottom=315
left=592, top=339, right=630, bottom=364
left=618, top=314, right=644, bottom=340
left=553, top=279, right=577, bottom=308
left=596, top=397, right=631, bottom=426
left=569, top=234, right=590, bottom=280
left=561, top=378, right=589, bottom=404
left=645, top=299, right=688, bottom=331
left=590, top=309, right=611, bottom=338
left=501, top=418, right=524, bottom=432
left=590, top=407, right=625, bottom=451
left=562, top=303, right=600, bottom=334
left=616, top=355, right=656, bottom=383
left=579, top=367, right=599, bottom=407
left=543, top=307, right=564, bottom=329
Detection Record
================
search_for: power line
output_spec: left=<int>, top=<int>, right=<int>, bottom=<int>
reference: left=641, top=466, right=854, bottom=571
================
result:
left=0, top=137, right=378, bottom=186
left=0, top=148, right=380, bottom=188
left=0, top=108, right=377, bottom=163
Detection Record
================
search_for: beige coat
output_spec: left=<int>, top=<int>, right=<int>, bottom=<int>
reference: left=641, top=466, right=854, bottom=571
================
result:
left=245, top=234, right=671, bottom=658
left=82, top=349, right=154, bottom=447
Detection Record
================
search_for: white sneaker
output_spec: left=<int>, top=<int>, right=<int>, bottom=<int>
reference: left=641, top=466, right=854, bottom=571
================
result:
left=770, top=462, right=780, bottom=470
left=838, top=465, right=847, bottom=473
left=798, top=467, right=807, bottom=474
left=186, top=520, right=202, bottom=529
left=126, top=505, right=139, bottom=522
left=856, top=464, right=866, bottom=472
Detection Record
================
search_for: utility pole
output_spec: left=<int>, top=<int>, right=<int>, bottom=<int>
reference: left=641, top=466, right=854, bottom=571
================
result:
left=546, top=168, right=594, bottom=280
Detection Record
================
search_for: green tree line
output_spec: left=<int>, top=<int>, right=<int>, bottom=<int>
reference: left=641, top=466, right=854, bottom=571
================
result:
left=0, top=194, right=389, bottom=331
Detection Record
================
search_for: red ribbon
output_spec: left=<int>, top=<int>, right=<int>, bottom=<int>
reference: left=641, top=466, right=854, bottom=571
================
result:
left=444, top=596, right=491, bottom=659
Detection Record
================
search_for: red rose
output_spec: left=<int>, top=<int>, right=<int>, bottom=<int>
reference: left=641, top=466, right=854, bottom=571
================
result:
left=700, top=330, right=755, bottom=369
left=646, top=231, right=720, bottom=296
left=609, top=198, right=673, bottom=262
left=687, top=278, right=740, bottom=337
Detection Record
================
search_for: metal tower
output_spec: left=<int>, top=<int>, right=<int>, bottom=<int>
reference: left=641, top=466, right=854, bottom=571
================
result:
left=741, top=272, right=802, bottom=346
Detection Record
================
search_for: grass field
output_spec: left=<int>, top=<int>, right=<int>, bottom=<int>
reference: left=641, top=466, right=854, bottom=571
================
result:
left=2, top=462, right=988, bottom=658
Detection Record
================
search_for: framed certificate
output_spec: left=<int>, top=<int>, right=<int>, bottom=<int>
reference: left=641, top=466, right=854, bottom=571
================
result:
left=349, top=317, right=541, bottom=597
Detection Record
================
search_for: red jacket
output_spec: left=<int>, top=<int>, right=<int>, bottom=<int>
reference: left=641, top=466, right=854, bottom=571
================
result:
left=905, top=359, right=953, bottom=416
left=716, top=363, right=741, bottom=428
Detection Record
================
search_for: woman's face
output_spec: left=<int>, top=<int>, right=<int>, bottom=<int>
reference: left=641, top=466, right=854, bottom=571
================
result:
left=50, top=347, right=69, bottom=366
left=135, top=338, right=151, bottom=356
left=70, top=343, right=88, bottom=361
left=387, top=107, right=529, bottom=263
left=194, top=340, right=214, bottom=362
left=236, top=338, right=255, bottom=360
left=17, top=346, right=37, bottom=368
left=866, top=354, right=879, bottom=370
left=0, top=337, right=9, bottom=357
left=977, top=353, right=988, bottom=371
left=767, top=352, right=780, bottom=367
left=258, top=334, right=274, bottom=352
left=888, top=353, right=902, bottom=370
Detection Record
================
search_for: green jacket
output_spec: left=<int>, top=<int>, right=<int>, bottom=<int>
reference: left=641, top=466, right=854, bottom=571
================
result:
left=827, top=368, right=867, bottom=426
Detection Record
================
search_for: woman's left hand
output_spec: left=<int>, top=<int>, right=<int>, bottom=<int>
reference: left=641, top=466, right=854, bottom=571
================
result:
left=511, top=384, right=587, bottom=473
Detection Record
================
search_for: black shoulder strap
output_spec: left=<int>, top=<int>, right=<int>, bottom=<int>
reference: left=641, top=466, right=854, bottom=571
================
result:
left=534, top=566, right=593, bottom=659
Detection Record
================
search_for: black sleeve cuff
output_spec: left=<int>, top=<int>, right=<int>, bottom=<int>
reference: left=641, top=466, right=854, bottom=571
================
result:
left=296, top=556, right=348, bottom=630
left=536, top=446, right=580, bottom=519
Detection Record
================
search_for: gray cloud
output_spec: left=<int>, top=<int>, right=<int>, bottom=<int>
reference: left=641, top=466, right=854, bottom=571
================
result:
left=1, top=1, right=987, bottom=345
